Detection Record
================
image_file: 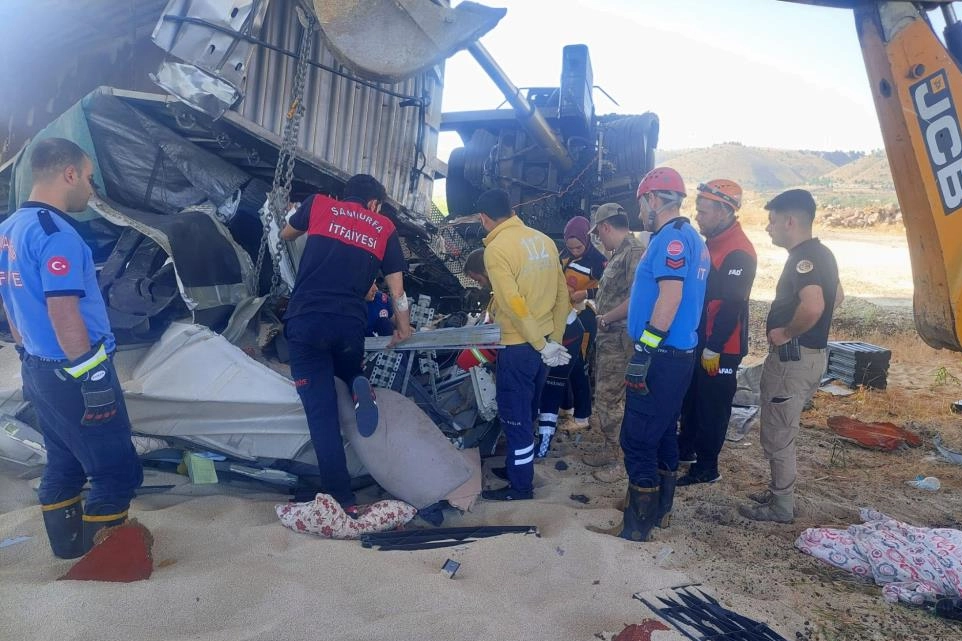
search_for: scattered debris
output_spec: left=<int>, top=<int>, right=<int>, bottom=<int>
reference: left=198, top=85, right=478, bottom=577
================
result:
left=440, top=559, right=461, bottom=579
left=555, top=546, right=565, bottom=557
left=570, top=494, right=590, bottom=504
left=935, top=597, right=962, bottom=622
left=555, top=460, right=569, bottom=471
left=60, top=520, right=154, bottom=583
left=360, top=525, right=538, bottom=551
left=0, top=535, right=31, bottom=549
left=276, top=493, right=416, bottom=540
left=821, top=203, right=902, bottom=228
left=826, top=341, right=891, bottom=390
left=818, top=382, right=856, bottom=397
left=637, top=587, right=788, bottom=641
left=655, top=546, right=673, bottom=564
left=826, top=416, right=922, bottom=451
left=907, top=475, right=941, bottom=491
left=934, top=435, right=962, bottom=465
left=796, top=508, right=962, bottom=605
left=611, top=619, right=670, bottom=641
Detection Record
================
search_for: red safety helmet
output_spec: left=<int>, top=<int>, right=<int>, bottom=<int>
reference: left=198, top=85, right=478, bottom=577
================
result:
left=696, top=179, right=742, bottom=211
left=636, top=167, right=686, bottom=200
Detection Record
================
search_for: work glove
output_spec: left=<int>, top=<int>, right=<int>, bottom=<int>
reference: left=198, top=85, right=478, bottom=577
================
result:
left=625, top=345, right=652, bottom=395
left=539, top=341, right=571, bottom=368
left=701, top=348, right=720, bottom=376
left=626, top=323, right=667, bottom=395
left=59, top=344, right=118, bottom=426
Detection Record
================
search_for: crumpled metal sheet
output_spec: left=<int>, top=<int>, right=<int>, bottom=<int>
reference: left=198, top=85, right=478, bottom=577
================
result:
left=312, top=0, right=505, bottom=83
left=151, top=0, right=272, bottom=117
left=123, top=322, right=318, bottom=462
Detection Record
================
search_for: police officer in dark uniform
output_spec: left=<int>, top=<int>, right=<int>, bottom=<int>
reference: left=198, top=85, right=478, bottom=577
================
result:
left=739, top=189, right=842, bottom=523
left=0, top=138, right=143, bottom=558
left=678, top=180, right=757, bottom=486
left=280, top=174, right=412, bottom=511
left=589, top=167, right=709, bottom=541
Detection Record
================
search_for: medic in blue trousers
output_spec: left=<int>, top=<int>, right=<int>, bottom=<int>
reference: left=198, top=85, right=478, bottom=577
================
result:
left=0, top=138, right=143, bottom=558
left=589, top=167, right=709, bottom=541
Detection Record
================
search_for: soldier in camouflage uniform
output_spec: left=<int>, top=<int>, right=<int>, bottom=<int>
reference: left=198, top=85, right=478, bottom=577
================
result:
left=584, top=203, right=648, bottom=482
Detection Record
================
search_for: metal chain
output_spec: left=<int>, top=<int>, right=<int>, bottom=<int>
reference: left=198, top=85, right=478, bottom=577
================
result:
left=251, top=10, right=316, bottom=298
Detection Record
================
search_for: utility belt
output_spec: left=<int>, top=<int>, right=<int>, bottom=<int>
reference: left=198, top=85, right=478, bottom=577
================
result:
left=22, top=353, right=71, bottom=368
left=768, top=338, right=825, bottom=362
left=651, top=345, right=696, bottom=359
left=21, top=340, right=113, bottom=370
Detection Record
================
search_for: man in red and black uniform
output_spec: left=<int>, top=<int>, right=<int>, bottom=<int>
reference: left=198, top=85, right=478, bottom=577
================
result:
left=677, top=180, right=756, bottom=486
left=280, top=174, right=412, bottom=510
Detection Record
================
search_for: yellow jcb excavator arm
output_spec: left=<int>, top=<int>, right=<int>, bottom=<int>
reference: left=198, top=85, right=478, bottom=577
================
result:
left=786, top=1, right=962, bottom=350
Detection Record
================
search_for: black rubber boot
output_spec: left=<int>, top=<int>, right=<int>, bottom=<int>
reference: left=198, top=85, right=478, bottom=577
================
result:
left=619, top=483, right=659, bottom=541
left=41, top=496, right=84, bottom=559
left=656, top=468, right=677, bottom=529
left=82, top=508, right=128, bottom=553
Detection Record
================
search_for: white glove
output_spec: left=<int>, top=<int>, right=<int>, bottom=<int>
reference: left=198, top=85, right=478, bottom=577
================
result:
left=539, top=341, right=572, bottom=368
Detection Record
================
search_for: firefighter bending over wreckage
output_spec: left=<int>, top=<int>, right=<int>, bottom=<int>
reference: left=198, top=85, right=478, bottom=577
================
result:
left=280, top=174, right=413, bottom=513
left=474, top=189, right=571, bottom=501
left=0, top=138, right=144, bottom=558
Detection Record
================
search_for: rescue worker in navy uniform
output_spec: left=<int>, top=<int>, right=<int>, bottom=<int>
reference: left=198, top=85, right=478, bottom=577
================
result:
left=740, top=189, right=842, bottom=523
left=281, top=174, right=412, bottom=511
left=0, top=138, right=143, bottom=558
left=365, top=280, right=394, bottom=337
left=476, top=189, right=571, bottom=501
left=677, top=180, right=757, bottom=486
left=590, top=167, right=709, bottom=541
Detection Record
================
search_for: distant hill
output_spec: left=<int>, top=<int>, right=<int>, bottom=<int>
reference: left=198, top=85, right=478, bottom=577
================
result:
left=655, top=143, right=839, bottom=191
left=821, top=150, right=894, bottom=191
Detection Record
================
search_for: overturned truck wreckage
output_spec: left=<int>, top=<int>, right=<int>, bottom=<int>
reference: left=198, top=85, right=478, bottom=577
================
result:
left=0, top=0, right=659, bottom=512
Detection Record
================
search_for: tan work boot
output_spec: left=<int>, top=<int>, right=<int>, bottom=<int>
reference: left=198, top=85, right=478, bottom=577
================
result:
left=592, top=462, right=627, bottom=484
left=738, top=493, right=794, bottom=523
left=582, top=449, right=617, bottom=468
left=747, top=488, right=774, bottom=504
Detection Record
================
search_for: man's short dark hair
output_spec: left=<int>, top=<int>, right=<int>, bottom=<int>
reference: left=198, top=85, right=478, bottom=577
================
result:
left=464, top=248, right=485, bottom=276
left=607, top=213, right=629, bottom=230
left=344, top=174, right=387, bottom=205
left=475, top=189, right=512, bottom=221
left=765, top=189, right=816, bottom=220
left=30, top=138, right=88, bottom=180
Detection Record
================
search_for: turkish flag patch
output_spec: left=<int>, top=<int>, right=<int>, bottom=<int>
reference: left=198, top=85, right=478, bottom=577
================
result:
left=665, top=257, right=686, bottom=269
left=47, top=256, right=70, bottom=275
left=666, top=240, right=684, bottom=256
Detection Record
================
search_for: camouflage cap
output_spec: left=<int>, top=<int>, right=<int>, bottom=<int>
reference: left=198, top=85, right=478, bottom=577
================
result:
left=589, top=202, right=626, bottom=232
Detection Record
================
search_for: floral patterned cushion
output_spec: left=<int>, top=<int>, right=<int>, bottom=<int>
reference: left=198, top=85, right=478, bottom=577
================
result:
left=275, top=493, right=416, bottom=540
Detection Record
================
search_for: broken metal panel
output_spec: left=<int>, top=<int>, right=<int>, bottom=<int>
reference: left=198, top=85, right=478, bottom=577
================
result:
left=363, top=325, right=501, bottom=352
left=240, top=0, right=444, bottom=215
left=150, top=0, right=273, bottom=117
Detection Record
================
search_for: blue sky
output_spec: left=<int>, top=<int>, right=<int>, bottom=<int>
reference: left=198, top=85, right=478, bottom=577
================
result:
left=440, top=0, right=896, bottom=153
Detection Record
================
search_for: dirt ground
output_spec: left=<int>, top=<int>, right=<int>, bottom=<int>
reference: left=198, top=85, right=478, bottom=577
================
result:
left=552, top=222, right=962, bottom=640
